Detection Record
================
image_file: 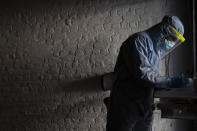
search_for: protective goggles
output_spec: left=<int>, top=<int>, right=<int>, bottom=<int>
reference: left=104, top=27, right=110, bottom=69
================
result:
left=170, top=26, right=185, bottom=43
left=161, top=25, right=186, bottom=59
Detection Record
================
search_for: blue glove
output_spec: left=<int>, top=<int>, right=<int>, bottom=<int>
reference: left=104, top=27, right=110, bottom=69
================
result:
left=170, top=76, right=190, bottom=88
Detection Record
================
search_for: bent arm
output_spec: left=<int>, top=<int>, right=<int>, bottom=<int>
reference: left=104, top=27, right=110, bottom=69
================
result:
left=122, top=35, right=170, bottom=87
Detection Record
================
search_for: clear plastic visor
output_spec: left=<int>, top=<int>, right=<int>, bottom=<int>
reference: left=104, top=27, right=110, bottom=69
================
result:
left=161, top=37, right=184, bottom=59
left=161, top=25, right=186, bottom=59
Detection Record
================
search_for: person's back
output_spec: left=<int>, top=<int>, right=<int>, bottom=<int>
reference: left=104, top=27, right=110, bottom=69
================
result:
left=106, top=31, right=155, bottom=131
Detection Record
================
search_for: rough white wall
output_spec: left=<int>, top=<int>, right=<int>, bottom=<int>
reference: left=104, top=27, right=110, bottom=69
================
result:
left=0, top=0, right=193, bottom=131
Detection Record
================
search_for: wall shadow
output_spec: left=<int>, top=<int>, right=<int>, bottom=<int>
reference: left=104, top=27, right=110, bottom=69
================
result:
left=60, top=76, right=103, bottom=93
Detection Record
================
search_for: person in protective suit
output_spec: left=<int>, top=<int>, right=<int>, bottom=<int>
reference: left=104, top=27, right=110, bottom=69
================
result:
left=106, top=16, right=193, bottom=131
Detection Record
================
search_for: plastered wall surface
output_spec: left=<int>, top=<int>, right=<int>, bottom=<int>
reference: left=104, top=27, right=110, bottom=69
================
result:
left=0, top=0, right=193, bottom=131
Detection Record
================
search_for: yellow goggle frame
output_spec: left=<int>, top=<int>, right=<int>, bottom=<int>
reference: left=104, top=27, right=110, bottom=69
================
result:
left=169, top=26, right=186, bottom=42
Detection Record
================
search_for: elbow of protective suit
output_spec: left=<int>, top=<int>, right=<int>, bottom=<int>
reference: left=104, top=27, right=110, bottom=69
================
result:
left=152, top=76, right=171, bottom=88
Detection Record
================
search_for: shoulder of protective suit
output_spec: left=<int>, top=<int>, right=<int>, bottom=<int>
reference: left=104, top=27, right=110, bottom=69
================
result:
left=121, top=32, right=152, bottom=52
left=128, top=32, right=151, bottom=55
left=134, top=32, right=151, bottom=47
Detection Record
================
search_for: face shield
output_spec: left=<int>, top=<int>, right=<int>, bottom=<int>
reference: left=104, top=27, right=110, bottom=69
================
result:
left=161, top=25, right=186, bottom=59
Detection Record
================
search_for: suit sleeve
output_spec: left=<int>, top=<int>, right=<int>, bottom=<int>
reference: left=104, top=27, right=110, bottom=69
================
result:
left=122, top=35, right=171, bottom=87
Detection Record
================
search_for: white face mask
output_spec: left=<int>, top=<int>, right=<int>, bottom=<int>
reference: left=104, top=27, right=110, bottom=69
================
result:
left=162, top=39, right=176, bottom=51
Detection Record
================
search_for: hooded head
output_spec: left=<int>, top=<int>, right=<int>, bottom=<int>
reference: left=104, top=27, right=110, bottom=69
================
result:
left=146, top=15, right=185, bottom=56
left=162, top=16, right=184, bottom=35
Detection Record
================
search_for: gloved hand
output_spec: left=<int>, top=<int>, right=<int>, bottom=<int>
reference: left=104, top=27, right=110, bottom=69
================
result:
left=187, top=78, right=194, bottom=87
left=170, top=76, right=193, bottom=88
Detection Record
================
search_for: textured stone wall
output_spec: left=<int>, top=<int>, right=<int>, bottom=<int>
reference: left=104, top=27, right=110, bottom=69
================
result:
left=0, top=0, right=193, bottom=131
